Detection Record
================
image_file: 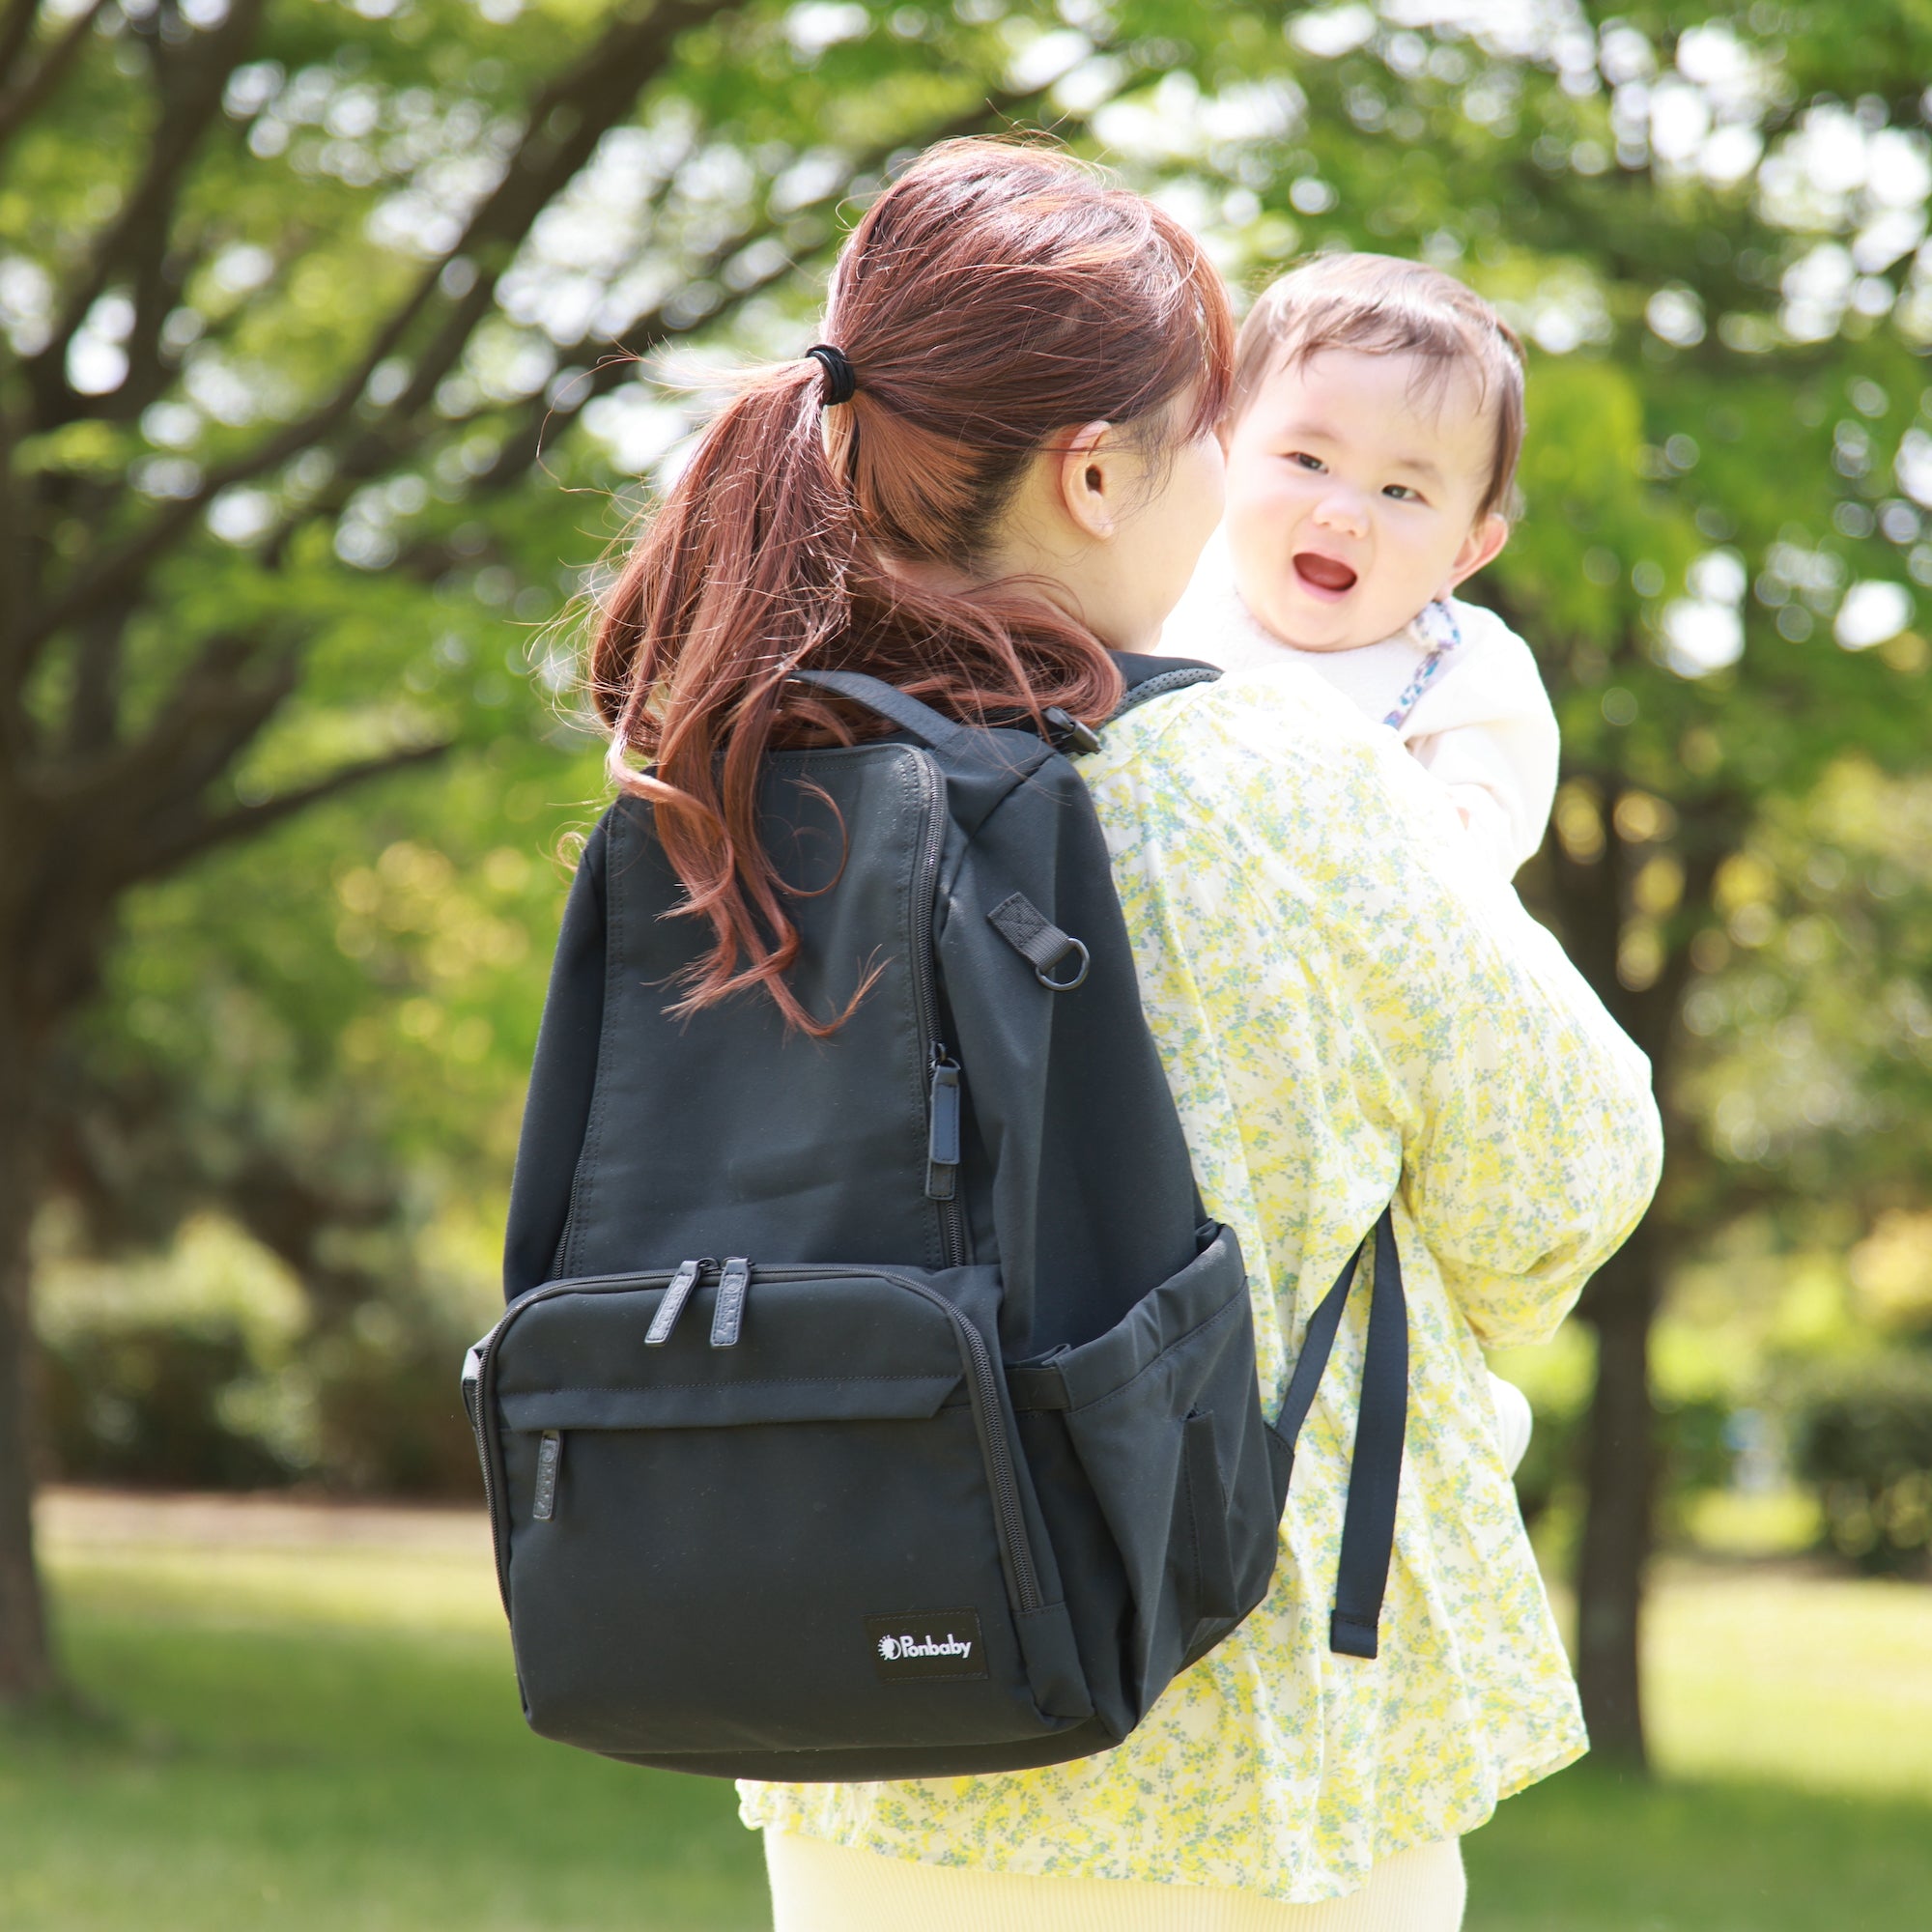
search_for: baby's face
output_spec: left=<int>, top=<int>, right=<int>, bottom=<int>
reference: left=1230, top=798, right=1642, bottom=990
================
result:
left=1222, top=347, right=1506, bottom=652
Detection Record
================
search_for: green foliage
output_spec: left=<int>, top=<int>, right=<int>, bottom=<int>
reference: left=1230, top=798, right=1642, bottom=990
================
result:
left=40, top=1320, right=289, bottom=1492
left=305, top=1296, right=486, bottom=1495
left=6, top=0, right=1932, bottom=1674
left=2, top=0, right=1083, bottom=1293
left=34, top=1211, right=484, bottom=1494
left=1789, top=1351, right=1932, bottom=1576
left=41, top=1299, right=486, bottom=1497
left=1675, top=760, right=1932, bottom=1204
left=8, top=1541, right=766, bottom=1929
left=1466, top=1769, right=1932, bottom=1932
left=1511, top=1380, right=1735, bottom=1563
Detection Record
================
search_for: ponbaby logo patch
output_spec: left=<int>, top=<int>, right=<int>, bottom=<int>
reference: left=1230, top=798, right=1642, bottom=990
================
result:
left=866, top=1609, right=988, bottom=1682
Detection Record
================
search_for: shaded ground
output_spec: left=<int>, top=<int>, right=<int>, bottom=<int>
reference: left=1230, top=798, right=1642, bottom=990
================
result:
left=0, top=1490, right=1924, bottom=1930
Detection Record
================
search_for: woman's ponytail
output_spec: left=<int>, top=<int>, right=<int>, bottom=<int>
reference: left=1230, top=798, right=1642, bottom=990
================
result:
left=590, top=359, right=866, bottom=1033
left=591, top=138, right=1233, bottom=1031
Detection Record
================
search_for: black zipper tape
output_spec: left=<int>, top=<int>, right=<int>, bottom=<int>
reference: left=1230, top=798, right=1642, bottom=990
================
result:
left=906, top=754, right=966, bottom=1265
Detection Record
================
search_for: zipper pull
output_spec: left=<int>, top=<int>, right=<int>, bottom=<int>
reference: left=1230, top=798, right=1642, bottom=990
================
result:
left=460, top=1345, right=484, bottom=1432
left=646, top=1258, right=707, bottom=1347
left=926, top=1056, right=961, bottom=1201
left=533, top=1430, right=563, bottom=1521
left=710, top=1256, right=751, bottom=1348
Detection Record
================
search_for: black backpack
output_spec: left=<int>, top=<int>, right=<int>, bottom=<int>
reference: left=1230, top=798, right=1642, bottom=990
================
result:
left=463, top=658, right=1407, bottom=1780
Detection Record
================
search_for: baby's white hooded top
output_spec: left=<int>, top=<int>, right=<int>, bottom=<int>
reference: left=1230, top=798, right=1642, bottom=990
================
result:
left=1160, top=532, right=1560, bottom=879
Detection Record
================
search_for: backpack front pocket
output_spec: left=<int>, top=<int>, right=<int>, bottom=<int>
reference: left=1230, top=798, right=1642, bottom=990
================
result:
left=477, top=1263, right=1083, bottom=1759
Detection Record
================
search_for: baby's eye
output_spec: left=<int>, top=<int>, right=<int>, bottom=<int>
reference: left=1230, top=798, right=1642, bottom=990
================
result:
left=1287, top=451, right=1325, bottom=472
left=1382, top=483, right=1423, bottom=502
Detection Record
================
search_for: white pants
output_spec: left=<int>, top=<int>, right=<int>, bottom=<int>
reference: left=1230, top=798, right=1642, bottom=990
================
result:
left=764, top=1832, right=1466, bottom=1932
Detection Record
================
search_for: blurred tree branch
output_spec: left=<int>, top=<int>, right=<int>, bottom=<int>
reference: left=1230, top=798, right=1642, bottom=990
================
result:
left=24, top=0, right=270, bottom=430
left=16, top=0, right=744, bottom=661
left=128, top=738, right=454, bottom=882
left=0, top=0, right=110, bottom=160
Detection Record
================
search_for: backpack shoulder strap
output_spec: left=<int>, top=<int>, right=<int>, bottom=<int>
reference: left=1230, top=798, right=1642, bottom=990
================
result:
left=795, top=659, right=1219, bottom=748
left=788, top=668, right=970, bottom=751
left=1104, top=654, right=1221, bottom=726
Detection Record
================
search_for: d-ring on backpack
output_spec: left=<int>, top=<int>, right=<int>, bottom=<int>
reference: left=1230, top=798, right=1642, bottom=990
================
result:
left=463, top=656, right=1408, bottom=1779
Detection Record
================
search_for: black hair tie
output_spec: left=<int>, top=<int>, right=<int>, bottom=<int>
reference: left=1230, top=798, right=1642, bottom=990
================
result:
left=804, top=343, right=858, bottom=408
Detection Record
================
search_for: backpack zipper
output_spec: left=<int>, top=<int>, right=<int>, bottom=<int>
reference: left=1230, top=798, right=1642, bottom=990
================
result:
left=907, top=753, right=967, bottom=1268
left=532, top=1430, right=563, bottom=1520
left=709, top=1255, right=751, bottom=1347
left=644, top=1256, right=712, bottom=1346
left=925, top=1052, right=961, bottom=1200
left=467, top=1263, right=688, bottom=1608
left=469, top=1260, right=1042, bottom=1618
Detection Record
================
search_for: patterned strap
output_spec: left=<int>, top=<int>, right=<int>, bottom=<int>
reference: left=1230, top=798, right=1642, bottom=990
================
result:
left=1381, top=600, right=1463, bottom=732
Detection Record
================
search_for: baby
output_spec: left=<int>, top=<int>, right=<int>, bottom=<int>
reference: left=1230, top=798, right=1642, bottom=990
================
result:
left=1165, top=251, right=1557, bottom=883
left=1163, top=253, right=1550, bottom=1472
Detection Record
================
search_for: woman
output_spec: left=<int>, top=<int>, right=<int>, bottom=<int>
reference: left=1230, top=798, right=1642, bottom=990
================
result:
left=587, top=138, right=1661, bottom=1931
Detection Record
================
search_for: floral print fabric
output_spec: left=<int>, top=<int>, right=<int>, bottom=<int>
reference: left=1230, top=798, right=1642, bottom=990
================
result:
left=740, top=668, right=1663, bottom=1904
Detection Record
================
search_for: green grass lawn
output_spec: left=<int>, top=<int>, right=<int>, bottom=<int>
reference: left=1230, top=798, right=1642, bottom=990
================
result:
left=1, top=1493, right=1927, bottom=1930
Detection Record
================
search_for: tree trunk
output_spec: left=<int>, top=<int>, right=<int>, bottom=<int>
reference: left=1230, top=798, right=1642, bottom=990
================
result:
left=1535, top=787, right=1704, bottom=1776
left=0, top=1005, right=55, bottom=1708
left=1573, top=1211, right=1659, bottom=1766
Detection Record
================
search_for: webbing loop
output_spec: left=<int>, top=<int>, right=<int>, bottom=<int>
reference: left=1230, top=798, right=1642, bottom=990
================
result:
left=1267, top=1206, right=1408, bottom=1661
left=986, top=893, right=1090, bottom=991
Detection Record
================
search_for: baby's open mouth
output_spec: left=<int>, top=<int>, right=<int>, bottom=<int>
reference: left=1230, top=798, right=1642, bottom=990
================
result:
left=1293, top=553, right=1359, bottom=596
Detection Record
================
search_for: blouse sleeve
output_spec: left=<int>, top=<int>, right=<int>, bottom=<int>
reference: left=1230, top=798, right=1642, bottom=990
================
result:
left=1169, top=684, right=1662, bottom=1349
left=1381, top=889, right=1663, bottom=1348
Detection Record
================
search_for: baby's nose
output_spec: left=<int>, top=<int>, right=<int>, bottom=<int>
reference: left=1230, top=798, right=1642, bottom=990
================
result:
left=1311, top=490, right=1369, bottom=539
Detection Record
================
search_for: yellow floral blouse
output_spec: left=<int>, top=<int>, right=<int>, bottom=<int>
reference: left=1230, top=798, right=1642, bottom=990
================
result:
left=739, top=667, right=1664, bottom=1904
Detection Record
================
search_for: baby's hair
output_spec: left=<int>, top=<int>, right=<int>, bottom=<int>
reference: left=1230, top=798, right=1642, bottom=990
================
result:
left=1231, top=253, right=1526, bottom=522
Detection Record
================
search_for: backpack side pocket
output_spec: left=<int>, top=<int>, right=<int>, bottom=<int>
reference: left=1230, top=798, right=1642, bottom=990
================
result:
left=1181, top=1407, right=1239, bottom=1625
left=1020, top=1225, right=1278, bottom=1714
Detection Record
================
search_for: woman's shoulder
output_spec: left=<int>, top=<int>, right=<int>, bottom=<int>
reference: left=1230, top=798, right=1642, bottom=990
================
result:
left=1091, top=666, right=1458, bottom=860
left=1103, top=662, right=1385, bottom=778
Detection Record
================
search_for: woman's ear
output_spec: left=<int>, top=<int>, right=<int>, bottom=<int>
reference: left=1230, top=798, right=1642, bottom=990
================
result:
left=1051, top=420, right=1120, bottom=541
left=1442, top=511, right=1510, bottom=595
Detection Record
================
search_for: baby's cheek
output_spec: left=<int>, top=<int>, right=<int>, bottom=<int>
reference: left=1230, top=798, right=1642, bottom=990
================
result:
left=1227, top=528, right=1293, bottom=620
left=1224, top=487, right=1291, bottom=574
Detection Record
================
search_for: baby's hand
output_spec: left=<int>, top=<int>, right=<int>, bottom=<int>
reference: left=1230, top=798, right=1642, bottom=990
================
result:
left=1443, top=782, right=1521, bottom=879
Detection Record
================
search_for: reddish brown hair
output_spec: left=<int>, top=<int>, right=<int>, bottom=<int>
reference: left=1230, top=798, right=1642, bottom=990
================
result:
left=589, top=137, right=1234, bottom=1032
left=1232, top=253, right=1526, bottom=522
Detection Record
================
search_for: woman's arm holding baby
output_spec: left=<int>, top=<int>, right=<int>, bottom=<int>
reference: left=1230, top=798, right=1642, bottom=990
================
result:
left=1211, top=687, right=1661, bottom=1348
